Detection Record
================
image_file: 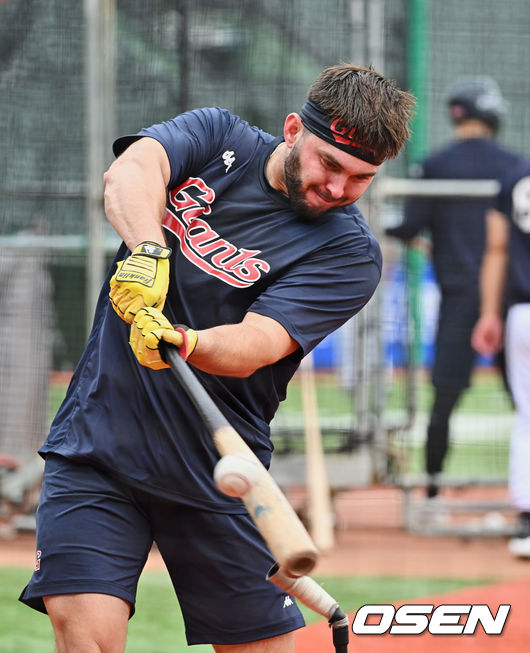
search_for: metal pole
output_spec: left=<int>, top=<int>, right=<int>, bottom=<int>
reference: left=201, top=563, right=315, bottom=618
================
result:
left=367, top=0, right=385, bottom=72
left=406, top=0, right=430, bottom=366
left=179, top=0, right=191, bottom=112
left=84, top=0, right=116, bottom=336
left=350, top=0, right=367, bottom=64
left=354, top=0, right=388, bottom=480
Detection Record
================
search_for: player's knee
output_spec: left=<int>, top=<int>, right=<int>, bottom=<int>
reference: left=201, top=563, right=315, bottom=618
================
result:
left=44, top=593, right=129, bottom=653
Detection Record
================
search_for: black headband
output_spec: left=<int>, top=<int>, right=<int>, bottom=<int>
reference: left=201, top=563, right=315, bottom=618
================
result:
left=299, top=100, right=383, bottom=165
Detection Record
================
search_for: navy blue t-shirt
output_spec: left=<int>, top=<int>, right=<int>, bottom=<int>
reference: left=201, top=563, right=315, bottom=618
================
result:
left=495, top=158, right=530, bottom=307
left=40, top=108, right=382, bottom=511
left=386, top=138, right=520, bottom=291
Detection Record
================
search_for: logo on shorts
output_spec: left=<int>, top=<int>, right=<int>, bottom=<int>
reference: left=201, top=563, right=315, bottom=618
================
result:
left=35, top=550, right=42, bottom=571
left=283, top=595, right=294, bottom=609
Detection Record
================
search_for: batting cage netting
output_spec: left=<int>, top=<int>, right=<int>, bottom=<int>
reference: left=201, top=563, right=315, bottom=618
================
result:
left=1, top=0, right=530, bottom=533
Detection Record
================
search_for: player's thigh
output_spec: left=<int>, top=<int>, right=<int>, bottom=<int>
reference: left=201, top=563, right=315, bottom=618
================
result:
left=213, top=631, right=295, bottom=652
left=44, top=592, right=130, bottom=652
left=151, top=505, right=305, bottom=646
left=19, top=454, right=153, bottom=615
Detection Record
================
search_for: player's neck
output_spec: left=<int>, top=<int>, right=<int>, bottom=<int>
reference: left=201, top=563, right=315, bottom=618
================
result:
left=456, top=120, right=494, bottom=139
left=265, top=142, right=288, bottom=195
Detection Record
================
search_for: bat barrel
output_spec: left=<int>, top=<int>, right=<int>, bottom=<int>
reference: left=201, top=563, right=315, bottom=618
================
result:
left=283, top=552, right=319, bottom=578
left=241, top=484, right=318, bottom=577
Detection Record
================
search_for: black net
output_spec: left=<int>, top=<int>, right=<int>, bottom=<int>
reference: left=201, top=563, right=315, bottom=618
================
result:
left=1, top=0, right=529, bottom=481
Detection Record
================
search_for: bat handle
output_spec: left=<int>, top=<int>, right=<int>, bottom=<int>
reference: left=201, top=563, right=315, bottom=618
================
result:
left=161, top=342, right=228, bottom=433
left=329, top=607, right=349, bottom=653
left=267, top=563, right=349, bottom=650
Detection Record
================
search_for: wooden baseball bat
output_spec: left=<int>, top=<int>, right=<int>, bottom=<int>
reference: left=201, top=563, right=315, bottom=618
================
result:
left=162, top=344, right=319, bottom=578
left=299, top=352, right=335, bottom=551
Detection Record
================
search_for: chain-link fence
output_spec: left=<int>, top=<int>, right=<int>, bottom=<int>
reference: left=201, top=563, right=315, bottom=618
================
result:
left=2, top=1, right=530, bottom=520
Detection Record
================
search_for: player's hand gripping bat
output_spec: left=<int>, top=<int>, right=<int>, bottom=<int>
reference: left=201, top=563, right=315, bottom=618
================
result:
left=161, top=343, right=319, bottom=578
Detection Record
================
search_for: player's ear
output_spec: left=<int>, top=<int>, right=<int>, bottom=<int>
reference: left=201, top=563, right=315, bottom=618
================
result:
left=283, top=113, right=303, bottom=148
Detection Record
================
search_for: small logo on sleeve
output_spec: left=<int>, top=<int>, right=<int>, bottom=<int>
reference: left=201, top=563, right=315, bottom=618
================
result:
left=222, top=150, right=235, bottom=172
left=35, top=550, right=42, bottom=571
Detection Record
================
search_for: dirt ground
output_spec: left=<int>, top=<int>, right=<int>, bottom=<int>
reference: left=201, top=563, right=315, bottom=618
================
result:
left=2, top=519, right=529, bottom=581
left=3, top=485, right=529, bottom=580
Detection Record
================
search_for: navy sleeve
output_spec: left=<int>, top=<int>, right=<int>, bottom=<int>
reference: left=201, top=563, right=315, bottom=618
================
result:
left=495, top=161, right=530, bottom=217
left=249, top=241, right=382, bottom=354
left=495, top=180, right=512, bottom=217
left=112, top=107, right=236, bottom=188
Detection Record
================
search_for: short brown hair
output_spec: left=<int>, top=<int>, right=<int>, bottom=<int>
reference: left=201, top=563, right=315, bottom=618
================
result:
left=307, top=63, right=416, bottom=162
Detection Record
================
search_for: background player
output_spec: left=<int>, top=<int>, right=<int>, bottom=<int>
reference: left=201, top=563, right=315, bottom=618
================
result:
left=472, top=158, right=530, bottom=557
left=386, top=76, right=520, bottom=504
left=19, top=64, right=415, bottom=652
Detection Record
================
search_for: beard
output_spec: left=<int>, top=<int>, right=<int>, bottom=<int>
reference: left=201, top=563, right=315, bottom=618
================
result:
left=283, top=143, right=329, bottom=221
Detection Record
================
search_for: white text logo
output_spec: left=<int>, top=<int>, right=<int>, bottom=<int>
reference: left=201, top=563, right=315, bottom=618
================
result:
left=283, top=596, right=294, bottom=608
left=222, top=150, right=235, bottom=172
left=352, top=604, right=510, bottom=635
left=163, top=177, right=270, bottom=288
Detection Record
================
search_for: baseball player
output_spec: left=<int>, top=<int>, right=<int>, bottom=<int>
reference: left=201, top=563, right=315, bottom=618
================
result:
left=19, top=64, right=415, bottom=652
left=386, top=76, right=520, bottom=503
left=472, top=158, right=530, bottom=557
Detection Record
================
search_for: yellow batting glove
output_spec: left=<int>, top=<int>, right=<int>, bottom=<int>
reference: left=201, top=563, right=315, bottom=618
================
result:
left=130, top=307, right=198, bottom=370
left=109, top=241, right=171, bottom=324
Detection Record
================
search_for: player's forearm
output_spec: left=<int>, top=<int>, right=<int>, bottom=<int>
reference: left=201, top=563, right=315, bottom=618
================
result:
left=189, top=316, right=299, bottom=378
left=189, top=325, right=275, bottom=377
left=479, top=211, right=509, bottom=318
left=479, top=250, right=507, bottom=318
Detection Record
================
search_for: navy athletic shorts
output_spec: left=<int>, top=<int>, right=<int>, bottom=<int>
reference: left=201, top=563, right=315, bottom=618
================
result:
left=19, top=454, right=305, bottom=645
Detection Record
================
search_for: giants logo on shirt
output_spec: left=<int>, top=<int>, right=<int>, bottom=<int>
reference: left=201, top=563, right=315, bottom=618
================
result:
left=163, top=177, right=270, bottom=288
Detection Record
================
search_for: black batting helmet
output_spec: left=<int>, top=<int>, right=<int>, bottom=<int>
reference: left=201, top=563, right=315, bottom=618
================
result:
left=447, top=76, right=506, bottom=132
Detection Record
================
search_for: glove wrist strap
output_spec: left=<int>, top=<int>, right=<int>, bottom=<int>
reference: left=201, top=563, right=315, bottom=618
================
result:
left=174, top=325, right=198, bottom=361
left=132, top=241, right=172, bottom=259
